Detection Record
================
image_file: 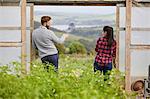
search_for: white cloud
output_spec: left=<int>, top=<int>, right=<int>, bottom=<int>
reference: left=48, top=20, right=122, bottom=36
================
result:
left=35, top=6, right=115, bottom=15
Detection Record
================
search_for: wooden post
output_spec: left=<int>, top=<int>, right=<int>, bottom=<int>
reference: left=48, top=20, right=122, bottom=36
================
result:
left=125, top=0, right=132, bottom=92
left=116, top=4, right=120, bottom=69
left=21, top=0, right=27, bottom=74
left=29, top=3, right=36, bottom=62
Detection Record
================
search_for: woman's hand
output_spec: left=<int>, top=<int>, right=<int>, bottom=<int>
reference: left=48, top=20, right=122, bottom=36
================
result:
left=113, top=58, right=116, bottom=68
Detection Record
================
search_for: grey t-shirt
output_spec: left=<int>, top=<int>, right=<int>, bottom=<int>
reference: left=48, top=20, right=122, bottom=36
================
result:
left=32, top=26, right=65, bottom=58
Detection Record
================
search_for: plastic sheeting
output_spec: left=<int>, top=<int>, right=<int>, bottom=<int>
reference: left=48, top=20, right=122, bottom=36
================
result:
left=119, top=32, right=150, bottom=76
left=0, top=6, right=31, bottom=68
left=131, top=50, right=150, bottom=76
left=0, top=7, right=21, bottom=27
left=131, top=31, right=150, bottom=45
left=0, top=47, right=21, bottom=65
left=120, top=7, right=150, bottom=28
left=0, top=30, right=21, bottom=42
left=119, top=7, right=150, bottom=77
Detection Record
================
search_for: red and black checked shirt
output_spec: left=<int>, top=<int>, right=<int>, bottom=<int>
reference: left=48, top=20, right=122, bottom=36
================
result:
left=95, top=37, right=116, bottom=65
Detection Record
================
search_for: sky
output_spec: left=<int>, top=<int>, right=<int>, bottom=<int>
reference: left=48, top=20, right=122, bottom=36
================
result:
left=35, top=6, right=115, bottom=15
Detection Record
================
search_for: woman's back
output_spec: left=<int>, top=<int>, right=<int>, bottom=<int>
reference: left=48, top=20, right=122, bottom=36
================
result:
left=95, top=37, right=116, bottom=65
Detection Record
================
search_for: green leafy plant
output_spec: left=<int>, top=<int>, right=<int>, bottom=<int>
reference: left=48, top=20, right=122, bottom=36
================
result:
left=0, top=55, right=136, bottom=99
left=68, top=41, right=87, bottom=54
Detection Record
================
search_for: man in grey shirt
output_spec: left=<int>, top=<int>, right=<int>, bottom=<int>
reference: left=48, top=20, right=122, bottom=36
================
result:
left=32, top=16, right=68, bottom=71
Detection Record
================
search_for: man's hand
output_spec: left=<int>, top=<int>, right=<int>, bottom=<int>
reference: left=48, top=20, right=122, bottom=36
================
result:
left=63, top=34, right=69, bottom=39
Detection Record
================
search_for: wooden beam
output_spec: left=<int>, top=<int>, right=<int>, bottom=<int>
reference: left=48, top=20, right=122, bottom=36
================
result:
left=0, top=0, right=20, bottom=3
left=0, top=27, right=32, bottom=30
left=135, top=0, right=150, bottom=3
left=132, top=28, right=150, bottom=31
left=130, top=45, right=150, bottom=50
left=0, top=42, right=22, bottom=47
left=125, top=0, right=132, bottom=92
left=133, top=0, right=150, bottom=7
left=0, top=3, right=19, bottom=6
left=0, top=0, right=19, bottom=6
left=29, top=3, right=36, bottom=63
left=21, top=0, right=27, bottom=74
left=1, top=0, right=150, bottom=6
left=116, top=4, right=120, bottom=69
left=0, top=27, right=21, bottom=30
left=27, top=0, right=125, bottom=6
left=120, top=27, right=150, bottom=31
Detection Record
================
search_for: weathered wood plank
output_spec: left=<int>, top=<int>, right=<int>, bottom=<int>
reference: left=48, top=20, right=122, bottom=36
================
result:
left=29, top=3, right=36, bottom=63
left=116, top=4, right=120, bottom=69
left=21, top=0, right=27, bottom=74
left=27, top=0, right=125, bottom=5
left=0, top=42, right=22, bottom=47
left=0, top=27, right=33, bottom=30
left=131, top=45, right=150, bottom=50
left=125, top=0, right=132, bottom=92
left=120, top=27, right=150, bottom=31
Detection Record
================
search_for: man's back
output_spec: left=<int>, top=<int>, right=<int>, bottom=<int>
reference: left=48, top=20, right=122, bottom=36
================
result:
left=32, top=26, right=58, bottom=58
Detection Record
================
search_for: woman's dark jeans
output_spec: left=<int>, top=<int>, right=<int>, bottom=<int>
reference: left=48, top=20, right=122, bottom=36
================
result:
left=41, top=54, right=58, bottom=71
left=94, top=61, right=112, bottom=75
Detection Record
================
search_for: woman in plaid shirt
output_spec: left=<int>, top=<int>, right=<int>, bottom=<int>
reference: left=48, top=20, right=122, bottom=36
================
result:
left=94, top=26, right=116, bottom=75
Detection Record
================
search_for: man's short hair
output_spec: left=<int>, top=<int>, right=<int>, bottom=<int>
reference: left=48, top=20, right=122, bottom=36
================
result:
left=41, top=16, right=51, bottom=25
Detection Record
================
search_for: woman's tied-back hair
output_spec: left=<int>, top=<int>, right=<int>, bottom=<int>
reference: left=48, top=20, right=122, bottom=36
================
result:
left=103, top=26, right=114, bottom=48
left=41, top=16, right=51, bottom=25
